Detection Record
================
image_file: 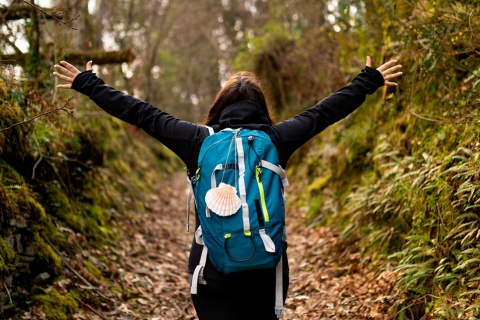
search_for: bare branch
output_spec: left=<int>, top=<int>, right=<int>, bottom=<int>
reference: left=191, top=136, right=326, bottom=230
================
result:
left=0, top=3, right=65, bottom=22
left=0, top=97, right=76, bottom=133
left=20, top=0, right=78, bottom=30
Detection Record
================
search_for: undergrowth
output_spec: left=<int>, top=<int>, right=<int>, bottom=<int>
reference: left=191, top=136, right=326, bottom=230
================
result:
left=0, top=63, right=180, bottom=318
left=289, top=1, right=480, bottom=318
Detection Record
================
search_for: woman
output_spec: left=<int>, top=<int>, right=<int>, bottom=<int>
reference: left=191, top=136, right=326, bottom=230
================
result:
left=53, top=57, right=402, bottom=319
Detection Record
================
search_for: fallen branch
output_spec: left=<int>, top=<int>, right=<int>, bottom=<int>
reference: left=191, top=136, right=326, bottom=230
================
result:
left=74, top=297, right=109, bottom=320
left=0, top=97, right=76, bottom=133
left=410, top=111, right=450, bottom=124
left=0, top=49, right=136, bottom=66
left=4, top=283, right=12, bottom=304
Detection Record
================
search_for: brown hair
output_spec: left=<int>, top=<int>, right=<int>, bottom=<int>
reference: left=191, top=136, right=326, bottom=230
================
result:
left=203, top=71, right=275, bottom=125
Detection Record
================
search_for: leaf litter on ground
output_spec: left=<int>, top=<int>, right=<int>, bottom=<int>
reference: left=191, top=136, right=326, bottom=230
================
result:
left=23, top=173, right=396, bottom=319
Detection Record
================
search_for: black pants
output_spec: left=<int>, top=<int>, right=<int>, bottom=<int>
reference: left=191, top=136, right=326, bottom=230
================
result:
left=191, top=269, right=289, bottom=320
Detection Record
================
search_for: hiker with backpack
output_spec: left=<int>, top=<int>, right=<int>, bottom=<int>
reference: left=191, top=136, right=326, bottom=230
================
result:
left=53, top=56, right=402, bottom=319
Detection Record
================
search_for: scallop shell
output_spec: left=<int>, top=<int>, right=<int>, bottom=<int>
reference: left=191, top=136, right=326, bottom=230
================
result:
left=205, top=183, right=241, bottom=217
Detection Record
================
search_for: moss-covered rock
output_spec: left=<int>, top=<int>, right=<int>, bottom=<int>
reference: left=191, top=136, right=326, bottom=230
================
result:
left=0, top=236, right=15, bottom=272
left=33, top=288, right=78, bottom=320
left=34, top=234, right=63, bottom=276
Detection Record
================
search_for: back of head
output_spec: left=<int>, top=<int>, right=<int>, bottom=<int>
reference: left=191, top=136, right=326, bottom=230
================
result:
left=204, top=71, right=274, bottom=125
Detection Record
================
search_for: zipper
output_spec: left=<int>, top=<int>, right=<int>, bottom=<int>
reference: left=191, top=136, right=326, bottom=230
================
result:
left=255, top=165, right=269, bottom=223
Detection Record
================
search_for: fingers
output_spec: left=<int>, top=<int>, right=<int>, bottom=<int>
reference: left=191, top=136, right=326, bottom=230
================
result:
left=58, top=60, right=80, bottom=74
left=365, top=57, right=402, bottom=86
left=53, top=62, right=76, bottom=79
left=383, top=65, right=403, bottom=75
left=378, top=60, right=402, bottom=86
left=384, top=71, right=403, bottom=80
left=53, top=65, right=74, bottom=78
left=384, top=81, right=398, bottom=87
left=377, top=59, right=399, bottom=72
left=382, top=65, right=402, bottom=86
left=366, top=56, right=372, bottom=68
left=53, top=60, right=92, bottom=89
left=57, top=84, right=72, bottom=89
left=53, top=71, right=74, bottom=83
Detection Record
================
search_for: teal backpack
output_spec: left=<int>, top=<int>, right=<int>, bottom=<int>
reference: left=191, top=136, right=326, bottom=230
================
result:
left=187, top=127, right=289, bottom=318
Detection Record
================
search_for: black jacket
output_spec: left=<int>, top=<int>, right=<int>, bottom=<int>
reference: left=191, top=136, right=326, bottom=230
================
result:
left=72, top=66, right=384, bottom=277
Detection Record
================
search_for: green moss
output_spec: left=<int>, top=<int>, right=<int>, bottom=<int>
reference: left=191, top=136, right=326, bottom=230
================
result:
left=110, top=285, right=123, bottom=293
left=34, top=234, right=63, bottom=275
left=84, top=204, right=107, bottom=224
left=33, top=288, right=78, bottom=320
left=0, top=160, right=25, bottom=187
left=0, top=237, right=15, bottom=272
left=83, top=260, right=105, bottom=282
left=307, top=173, right=331, bottom=193
left=26, top=196, right=47, bottom=221
left=41, top=182, right=85, bottom=233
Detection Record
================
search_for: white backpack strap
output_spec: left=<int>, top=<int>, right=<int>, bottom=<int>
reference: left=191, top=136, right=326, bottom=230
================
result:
left=259, top=228, right=275, bottom=253
left=275, top=255, right=284, bottom=318
left=275, top=229, right=287, bottom=317
left=235, top=130, right=251, bottom=233
left=191, top=226, right=208, bottom=294
left=194, top=226, right=204, bottom=245
left=205, top=164, right=224, bottom=218
left=259, top=160, right=289, bottom=187
left=204, top=125, right=214, bottom=136
left=190, top=244, right=208, bottom=294
left=210, top=164, right=223, bottom=189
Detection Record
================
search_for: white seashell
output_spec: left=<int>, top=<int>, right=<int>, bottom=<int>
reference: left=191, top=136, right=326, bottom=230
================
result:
left=205, top=183, right=241, bottom=217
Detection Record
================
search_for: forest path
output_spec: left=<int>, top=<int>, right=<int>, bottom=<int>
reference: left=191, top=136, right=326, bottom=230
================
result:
left=86, top=173, right=396, bottom=320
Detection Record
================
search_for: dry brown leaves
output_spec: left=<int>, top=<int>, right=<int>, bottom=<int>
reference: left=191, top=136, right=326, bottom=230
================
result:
left=24, top=173, right=397, bottom=319
left=284, top=214, right=397, bottom=320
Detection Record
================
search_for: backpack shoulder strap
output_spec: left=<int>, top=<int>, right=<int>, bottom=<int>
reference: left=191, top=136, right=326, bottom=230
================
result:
left=186, top=125, right=215, bottom=232
left=200, top=125, right=214, bottom=137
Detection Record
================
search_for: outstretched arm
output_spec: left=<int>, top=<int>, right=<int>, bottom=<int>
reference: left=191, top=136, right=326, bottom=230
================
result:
left=272, top=57, right=402, bottom=165
left=53, top=60, right=204, bottom=172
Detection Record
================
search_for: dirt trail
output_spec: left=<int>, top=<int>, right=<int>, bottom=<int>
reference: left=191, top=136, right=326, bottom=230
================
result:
left=72, top=173, right=396, bottom=320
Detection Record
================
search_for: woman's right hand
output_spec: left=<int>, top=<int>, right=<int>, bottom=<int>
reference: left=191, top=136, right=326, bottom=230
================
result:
left=53, top=60, right=92, bottom=89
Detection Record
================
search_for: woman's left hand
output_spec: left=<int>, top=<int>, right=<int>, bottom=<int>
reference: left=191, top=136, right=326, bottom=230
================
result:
left=366, top=56, right=402, bottom=87
left=53, top=60, right=93, bottom=89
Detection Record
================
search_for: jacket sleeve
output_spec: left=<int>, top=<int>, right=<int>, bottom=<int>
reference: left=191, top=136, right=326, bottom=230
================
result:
left=271, top=66, right=384, bottom=164
left=71, top=70, right=203, bottom=169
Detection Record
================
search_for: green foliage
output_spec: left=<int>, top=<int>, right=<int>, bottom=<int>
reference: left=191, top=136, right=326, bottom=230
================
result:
left=1, top=0, right=478, bottom=318
left=0, top=50, right=178, bottom=317
left=33, top=288, right=78, bottom=320
left=258, top=0, right=480, bottom=318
